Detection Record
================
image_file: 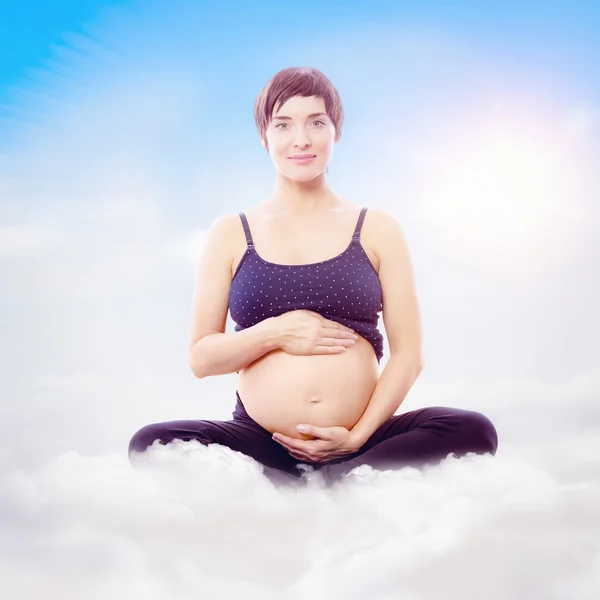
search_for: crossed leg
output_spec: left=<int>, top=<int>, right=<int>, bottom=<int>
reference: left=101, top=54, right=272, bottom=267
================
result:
left=128, top=404, right=498, bottom=487
left=314, top=405, right=499, bottom=484
left=128, top=414, right=307, bottom=486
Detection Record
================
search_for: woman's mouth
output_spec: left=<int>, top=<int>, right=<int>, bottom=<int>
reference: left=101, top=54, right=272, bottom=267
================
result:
left=289, top=155, right=316, bottom=164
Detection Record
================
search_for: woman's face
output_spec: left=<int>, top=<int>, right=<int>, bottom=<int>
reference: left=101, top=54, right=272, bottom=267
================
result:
left=261, top=95, right=338, bottom=181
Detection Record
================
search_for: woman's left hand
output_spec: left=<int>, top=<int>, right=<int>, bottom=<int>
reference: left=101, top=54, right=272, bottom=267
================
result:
left=272, top=424, right=362, bottom=463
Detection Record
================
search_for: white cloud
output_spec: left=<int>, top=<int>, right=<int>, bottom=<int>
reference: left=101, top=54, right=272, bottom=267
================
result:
left=0, top=223, right=64, bottom=259
left=565, top=106, right=597, bottom=141
left=1, top=435, right=599, bottom=600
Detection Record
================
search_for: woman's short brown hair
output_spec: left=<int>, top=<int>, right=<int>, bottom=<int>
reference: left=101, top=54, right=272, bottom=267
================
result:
left=254, top=66, right=344, bottom=151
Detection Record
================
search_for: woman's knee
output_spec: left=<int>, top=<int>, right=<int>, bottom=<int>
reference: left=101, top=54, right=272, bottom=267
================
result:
left=128, top=422, right=201, bottom=458
left=461, top=411, right=498, bottom=455
left=128, top=423, right=167, bottom=457
left=128, top=419, right=217, bottom=460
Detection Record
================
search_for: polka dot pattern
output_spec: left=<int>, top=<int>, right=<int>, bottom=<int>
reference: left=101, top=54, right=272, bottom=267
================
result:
left=229, top=207, right=384, bottom=363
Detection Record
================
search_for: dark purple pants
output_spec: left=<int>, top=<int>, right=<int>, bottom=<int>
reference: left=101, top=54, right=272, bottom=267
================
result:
left=128, top=391, right=498, bottom=486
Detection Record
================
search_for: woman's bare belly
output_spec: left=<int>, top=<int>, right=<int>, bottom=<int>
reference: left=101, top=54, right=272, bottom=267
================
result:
left=237, top=334, right=380, bottom=440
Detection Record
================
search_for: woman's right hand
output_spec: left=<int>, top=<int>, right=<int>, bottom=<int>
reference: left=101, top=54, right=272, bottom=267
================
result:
left=272, top=309, right=358, bottom=356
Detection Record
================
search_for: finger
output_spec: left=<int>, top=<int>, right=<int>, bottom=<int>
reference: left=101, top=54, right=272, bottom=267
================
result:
left=282, top=443, right=315, bottom=462
left=320, top=328, right=356, bottom=344
left=272, top=436, right=305, bottom=453
left=291, top=452, right=316, bottom=462
left=314, top=345, right=349, bottom=355
left=275, top=438, right=314, bottom=457
left=272, top=435, right=335, bottom=463
left=273, top=438, right=319, bottom=462
left=296, top=425, right=332, bottom=440
left=323, top=323, right=356, bottom=339
left=273, top=434, right=315, bottom=452
left=293, top=452, right=324, bottom=463
left=322, top=337, right=356, bottom=348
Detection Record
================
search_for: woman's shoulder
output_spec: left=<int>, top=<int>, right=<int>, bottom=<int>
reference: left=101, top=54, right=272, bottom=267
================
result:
left=202, top=212, right=247, bottom=258
left=208, top=212, right=243, bottom=231
left=362, top=207, right=405, bottom=235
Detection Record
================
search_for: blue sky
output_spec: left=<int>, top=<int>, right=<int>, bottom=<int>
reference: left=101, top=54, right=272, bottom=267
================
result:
left=1, top=4, right=600, bottom=596
left=0, top=1, right=124, bottom=82
left=1, top=1, right=599, bottom=162
left=1, top=1, right=599, bottom=103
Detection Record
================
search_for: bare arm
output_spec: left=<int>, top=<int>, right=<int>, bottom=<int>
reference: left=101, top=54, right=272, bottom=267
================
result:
left=349, top=210, right=424, bottom=446
left=187, top=214, right=282, bottom=379
left=190, top=318, right=280, bottom=378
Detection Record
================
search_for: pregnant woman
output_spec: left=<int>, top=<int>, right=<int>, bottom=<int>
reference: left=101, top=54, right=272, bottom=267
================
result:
left=128, top=67, right=498, bottom=486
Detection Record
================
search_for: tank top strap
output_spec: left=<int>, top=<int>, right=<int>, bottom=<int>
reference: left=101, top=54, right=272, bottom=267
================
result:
left=352, top=207, right=368, bottom=240
left=238, top=212, right=254, bottom=248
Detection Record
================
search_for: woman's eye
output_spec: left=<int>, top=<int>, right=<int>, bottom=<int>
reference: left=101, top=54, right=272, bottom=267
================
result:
left=275, top=120, right=325, bottom=130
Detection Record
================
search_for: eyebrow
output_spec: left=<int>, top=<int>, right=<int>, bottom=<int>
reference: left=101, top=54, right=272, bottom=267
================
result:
left=272, top=112, right=328, bottom=120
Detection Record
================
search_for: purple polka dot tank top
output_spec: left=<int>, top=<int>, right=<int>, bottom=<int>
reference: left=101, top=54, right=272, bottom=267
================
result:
left=228, top=207, right=384, bottom=363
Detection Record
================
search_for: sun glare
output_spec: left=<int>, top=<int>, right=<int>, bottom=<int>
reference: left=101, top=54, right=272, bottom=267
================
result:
left=416, top=113, right=587, bottom=270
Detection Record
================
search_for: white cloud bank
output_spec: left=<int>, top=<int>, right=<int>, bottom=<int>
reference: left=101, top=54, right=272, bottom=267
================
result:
left=1, top=427, right=599, bottom=600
